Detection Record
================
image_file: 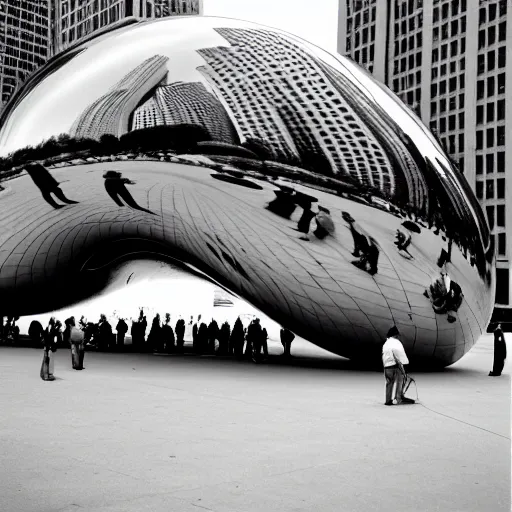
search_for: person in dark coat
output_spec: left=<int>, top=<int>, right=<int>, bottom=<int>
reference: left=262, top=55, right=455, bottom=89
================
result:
left=207, top=320, right=219, bottom=354
left=245, top=318, right=262, bottom=359
left=192, top=322, right=199, bottom=353
left=280, top=328, right=295, bottom=358
left=197, top=322, right=209, bottom=355
left=230, top=317, right=245, bottom=357
left=162, top=313, right=175, bottom=353
left=98, top=314, right=112, bottom=351
left=175, top=318, right=186, bottom=352
left=148, top=314, right=162, bottom=352
left=28, top=320, right=44, bottom=347
left=489, top=324, right=507, bottom=376
left=24, top=162, right=79, bottom=209
left=116, top=318, right=128, bottom=349
left=219, top=321, right=231, bottom=355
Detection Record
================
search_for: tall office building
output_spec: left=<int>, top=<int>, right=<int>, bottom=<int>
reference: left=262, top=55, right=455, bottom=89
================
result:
left=71, top=54, right=169, bottom=139
left=0, top=1, right=53, bottom=114
left=338, top=0, right=511, bottom=321
left=132, top=81, right=238, bottom=143
left=198, top=27, right=400, bottom=196
left=53, top=0, right=202, bottom=54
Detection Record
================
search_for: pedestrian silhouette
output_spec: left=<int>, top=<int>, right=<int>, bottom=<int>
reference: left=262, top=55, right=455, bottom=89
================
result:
left=103, top=170, right=154, bottom=215
left=24, top=162, right=79, bottom=209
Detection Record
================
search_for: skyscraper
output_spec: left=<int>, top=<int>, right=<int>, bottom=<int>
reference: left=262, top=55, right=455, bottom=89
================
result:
left=53, top=0, right=203, bottom=54
left=0, top=1, right=202, bottom=115
left=338, top=0, right=511, bottom=322
left=71, top=54, right=169, bottom=139
left=132, top=81, right=238, bottom=143
left=198, top=27, right=398, bottom=195
left=0, top=1, right=53, bottom=114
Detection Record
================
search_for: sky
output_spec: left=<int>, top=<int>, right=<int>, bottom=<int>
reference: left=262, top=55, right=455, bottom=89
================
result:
left=203, top=0, right=340, bottom=52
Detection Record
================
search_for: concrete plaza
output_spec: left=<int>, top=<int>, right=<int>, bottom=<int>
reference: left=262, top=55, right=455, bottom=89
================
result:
left=0, top=335, right=509, bottom=512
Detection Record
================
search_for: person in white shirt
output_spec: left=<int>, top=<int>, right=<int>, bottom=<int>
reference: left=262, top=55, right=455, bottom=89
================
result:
left=382, top=326, right=413, bottom=405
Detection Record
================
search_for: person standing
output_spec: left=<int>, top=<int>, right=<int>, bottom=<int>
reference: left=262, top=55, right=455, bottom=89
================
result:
left=162, top=314, right=175, bottom=353
left=175, top=318, right=186, bottom=352
left=69, top=317, right=85, bottom=370
left=280, top=328, right=295, bottom=358
left=41, top=317, right=59, bottom=380
left=116, top=318, right=128, bottom=350
left=489, top=324, right=507, bottom=376
left=382, top=326, right=414, bottom=405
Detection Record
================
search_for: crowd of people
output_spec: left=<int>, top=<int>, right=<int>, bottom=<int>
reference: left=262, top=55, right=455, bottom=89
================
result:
left=22, top=309, right=296, bottom=381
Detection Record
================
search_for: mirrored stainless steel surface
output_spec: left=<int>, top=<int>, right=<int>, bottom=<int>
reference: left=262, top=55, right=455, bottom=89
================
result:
left=0, top=17, right=495, bottom=367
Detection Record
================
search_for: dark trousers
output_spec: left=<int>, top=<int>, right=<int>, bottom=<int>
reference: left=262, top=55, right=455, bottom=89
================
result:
left=493, top=356, right=505, bottom=376
left=384, top=366, right=404, bottom=403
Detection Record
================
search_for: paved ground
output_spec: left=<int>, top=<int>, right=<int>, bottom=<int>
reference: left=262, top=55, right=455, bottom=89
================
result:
left=0, top=335, right=509, bottom=512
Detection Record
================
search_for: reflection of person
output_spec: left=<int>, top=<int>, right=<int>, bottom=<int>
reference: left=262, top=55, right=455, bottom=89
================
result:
left=175, top=318, right=186, bottom=352
left=98, top=314, right=113, bottom=351
left=382, top=326, right=414, bottom=405
left=41, top=317, right=59, bottom=381
left=162, top=314, right=175, bottom=353
left=313, top=206, right=334, bottom=239
left=395, top=229, right=412, bottom=258
left=103, top=170, right=154, bottom=215
left=24, top=162, right=79, bottom=209
left=28, top=320, right=44, bottom=347
left=489, top=324, right=507, bottom=377
left=424, top=270, right=463, bottom=322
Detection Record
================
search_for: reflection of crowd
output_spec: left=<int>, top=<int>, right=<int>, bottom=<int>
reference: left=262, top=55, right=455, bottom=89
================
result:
left=20, top=308, right=296, bottom=381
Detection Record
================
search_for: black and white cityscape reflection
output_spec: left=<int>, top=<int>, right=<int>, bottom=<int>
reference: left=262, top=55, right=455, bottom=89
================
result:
left=0, top=16, right=495, bottom=367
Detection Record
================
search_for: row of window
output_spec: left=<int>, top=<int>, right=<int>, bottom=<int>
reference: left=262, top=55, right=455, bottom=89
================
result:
left=394, top=33, right=423, bottom=55
left=431, top=57, right=465, bottom=80
left=432, top=0, right=467, bottom=22
left=431, top=113, right=465, bottom=133
left=486, top=204, right=506, bottom=229
left=430, top=74, right=464, bottom=96
left=478, top=21, right=507, bottom=50
left=438, top=133, right=464, bottom=155
left=477, top=47, right=507, bottom=75
left=351, top=24, right=376, bottom=49
left=476, top=177, right=506, bottom=201
left=431, top=94, right=465, bottom=116
left=393, top=52, right=422, bottom=74
left=394, top=0, right=424, bottom=19
left=394, top=13, right=423, bottom=36
left=479, top=1, right=507, bottom=26
left=476, top=152, right=506, bottom=175
left=476, top=100, right=506, bottom=125
left=433, top=17, right=466, bottom=42
left=476, top=126, right=506, bottom=149
left=432, top=38, right=466, bottom=62
left=393, top=70, right=421, bottom=92
left=353, top=44, right=375, bottom=65
left=348, top=6, right=376, bottom=30
left=477, top=73, right=506, bottom=99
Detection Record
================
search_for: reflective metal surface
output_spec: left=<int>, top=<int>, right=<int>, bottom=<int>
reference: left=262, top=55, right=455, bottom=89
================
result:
left=0, top=17, right=495, bottom=367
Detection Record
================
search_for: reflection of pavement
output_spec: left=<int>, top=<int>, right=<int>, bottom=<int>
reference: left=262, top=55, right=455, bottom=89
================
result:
left=0, top=161, right=491, bottom=364
left=0, top=336, right=508, bottom=512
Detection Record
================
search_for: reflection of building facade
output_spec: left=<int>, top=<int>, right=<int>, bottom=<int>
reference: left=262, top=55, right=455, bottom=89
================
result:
left=338, top=0, right=511, bottom=326
left=198, top=28, right=396, bottom=195
left=53, top=0, right=203, bottom=54
left=0, top=1, right=52, bottom=114
left=132, top=81, right=237, bottom=143
left=71, top=55, right=169, bottom=139
left=0, top=1, right=201, bottom=114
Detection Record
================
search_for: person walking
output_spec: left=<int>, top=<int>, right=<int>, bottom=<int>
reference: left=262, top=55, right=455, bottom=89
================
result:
left=280, top=328, right=295, bottom=358
left=116, top=318, right=128, bottom=350
left=382, top=326, right=414, bottom=405
left=489, top=324, right=507, bottom=376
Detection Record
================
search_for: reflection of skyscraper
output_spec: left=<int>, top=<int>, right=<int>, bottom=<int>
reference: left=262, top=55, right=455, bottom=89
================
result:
left=132, top=81, right=238, bottom=143
left=197, top=28, right=395, bottom=194
left=53, top=0, right=203, bottom=54
left=0, top=1, right=52, bottom=115
left=70, top=55, right=169, bottom=139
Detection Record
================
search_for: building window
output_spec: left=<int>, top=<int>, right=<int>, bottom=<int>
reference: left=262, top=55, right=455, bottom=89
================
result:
left=497, top=205, right=505, bottom=227
left=476, top=130, right=483, bottom=149
left=487, top=103, right=495, bottom=122
left=431, top=101, right=437, bottom=115
left=498, top=46, right=506, bottom=68
left=478, top=30, right=486, bottom=50
left=497, top=99, right=505, bottom=120
left=498, top=234, right=507, bottom=258
left=476, top=180, right=484, bottom=198
left=477, top=54, right=485, bottom=74
left=486, top=179, right=494, bottom=199
left=488, top=76, right=495, bottom=97
left=487, top=206, right=495, bottom=229
left=477, top=105, right=484, bottom=124
left=497, top=126, right=505, bottom=146
left=488, top=50, right=496, bottom=71
left=488, top=26, right=496, bottom=46
left=499, top=21, right=506, bottom=41
left=495, top=269, right=509, bottom=305
left=497, top=178, right=505, bottom=198
left=497, top=151, right=505, bottom=171
left=487, top=128, right=495, bottom=147
left=486, top=153, right=494, bottom=174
